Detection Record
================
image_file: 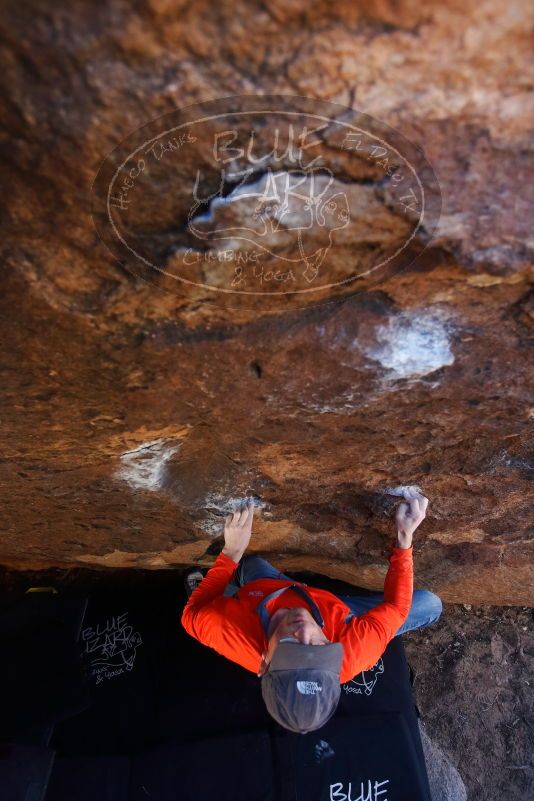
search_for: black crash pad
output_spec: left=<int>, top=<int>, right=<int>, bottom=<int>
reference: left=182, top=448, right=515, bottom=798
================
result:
left=51, top=583, right=175, bottom=755
left=0, top=744, right=55, bottom=801
left=0, top=594, right=89, bottom=742
left=273, top=714, right=429, bottom=801
left=130, top=732, right=276, bottom=801
left=42, top=570, right=431, bottom=801
left=45, top=756, right=130, bottom=801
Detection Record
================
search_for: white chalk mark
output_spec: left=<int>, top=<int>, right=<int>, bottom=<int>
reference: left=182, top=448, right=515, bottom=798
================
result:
left=204, top=494, right=267, bottom=514
left=200, top=494, right=267, bottom=537
left=361, top=309, right=454, bottom=380
left=384, top=485, right=424, bottom=499
left=116, top=439, right=179, bottom=491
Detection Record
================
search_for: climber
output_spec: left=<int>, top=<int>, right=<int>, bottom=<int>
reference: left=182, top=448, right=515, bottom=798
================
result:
left=181, top=490, right=442, bottom=735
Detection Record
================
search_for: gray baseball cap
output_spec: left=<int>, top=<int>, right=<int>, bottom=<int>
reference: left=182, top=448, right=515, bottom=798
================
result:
left=261, top=640, right=344, bottom=734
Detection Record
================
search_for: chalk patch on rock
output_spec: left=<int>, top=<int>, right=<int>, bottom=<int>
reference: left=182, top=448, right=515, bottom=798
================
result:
left=300, top=389, right=360, bottom=415
left=201, top=494, right=268, bottom=537
left=384, top=484, right=424, bottom=499
left=488, top=449, right=534, bottom=475
left=204, top=494, right=267, bottom=514
left=362, top=309, right=455, bottom=380
left=116, top=439, right=180, bottom=491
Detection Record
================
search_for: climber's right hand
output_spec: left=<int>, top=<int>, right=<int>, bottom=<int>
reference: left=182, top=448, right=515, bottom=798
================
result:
left=222, top=497, right=255, bottom=563
left=395, top=490, right=429, bottom=548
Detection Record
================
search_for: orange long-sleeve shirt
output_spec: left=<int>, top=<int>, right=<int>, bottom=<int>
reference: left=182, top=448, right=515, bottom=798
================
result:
left=181, top=546, right=413, bottom=684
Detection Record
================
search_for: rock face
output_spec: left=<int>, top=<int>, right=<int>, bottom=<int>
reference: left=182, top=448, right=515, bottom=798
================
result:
left=418, top=722, right=467, bottom=801
left=0, top=0, right=532, bottom=604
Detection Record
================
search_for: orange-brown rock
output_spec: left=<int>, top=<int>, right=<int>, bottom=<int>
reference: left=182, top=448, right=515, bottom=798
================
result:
left=0, top=0, right=532, bottom=605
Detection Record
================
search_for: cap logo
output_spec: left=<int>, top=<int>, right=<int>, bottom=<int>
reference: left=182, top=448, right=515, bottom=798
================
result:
left=296, top=680, right=323, bottom=695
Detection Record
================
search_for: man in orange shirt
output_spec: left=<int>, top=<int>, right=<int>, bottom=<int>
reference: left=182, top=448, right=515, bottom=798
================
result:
left=182, top=490, right=442, bottom=734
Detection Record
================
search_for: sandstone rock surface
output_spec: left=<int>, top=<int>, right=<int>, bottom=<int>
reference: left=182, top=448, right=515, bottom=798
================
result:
left=0, top=0, right=532, bottom=604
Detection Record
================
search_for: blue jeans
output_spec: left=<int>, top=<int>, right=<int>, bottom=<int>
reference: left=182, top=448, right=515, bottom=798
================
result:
left=223, top=555, right=443, bottom=636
